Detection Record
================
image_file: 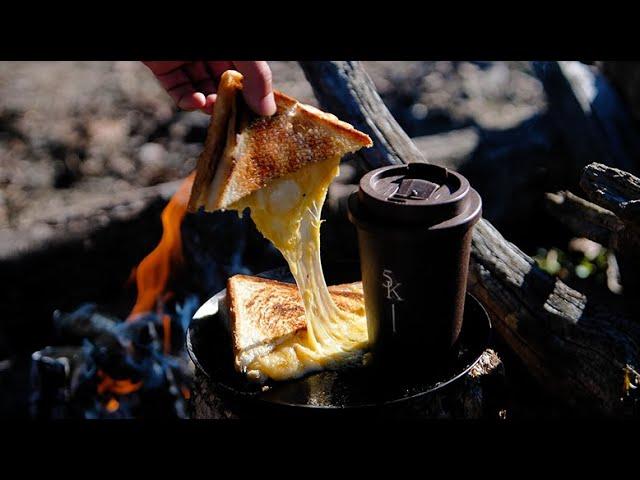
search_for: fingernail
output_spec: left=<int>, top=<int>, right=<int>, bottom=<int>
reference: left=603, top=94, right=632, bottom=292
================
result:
left=179, top=92, right=206, bottom=111
left=205, top=93, right=217, bottom=110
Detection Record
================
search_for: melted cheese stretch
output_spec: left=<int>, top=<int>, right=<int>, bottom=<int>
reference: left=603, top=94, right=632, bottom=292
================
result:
left=231, top=157, right=368, bottom=381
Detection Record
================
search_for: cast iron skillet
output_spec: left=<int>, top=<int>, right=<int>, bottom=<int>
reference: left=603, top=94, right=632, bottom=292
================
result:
left=186, top=262, right=491, bottom=414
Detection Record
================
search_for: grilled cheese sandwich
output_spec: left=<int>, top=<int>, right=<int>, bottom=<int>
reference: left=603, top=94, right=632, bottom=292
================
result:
left=226, top=275, right=365, bottom=382
left=188, top=70, right=373, bottom=382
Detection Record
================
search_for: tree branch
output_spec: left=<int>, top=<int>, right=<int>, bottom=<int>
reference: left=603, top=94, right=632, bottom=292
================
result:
left=580, top=162, right=640, bottom=304
left=581, top=162, right=640, bottom=223
left=544, top=190, right=623, bottom=246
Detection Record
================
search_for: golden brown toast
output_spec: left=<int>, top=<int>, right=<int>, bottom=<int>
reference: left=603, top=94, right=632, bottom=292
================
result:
left=226, top=274, right=364, bottom=376
left=187, top=70, right=372, bottom=213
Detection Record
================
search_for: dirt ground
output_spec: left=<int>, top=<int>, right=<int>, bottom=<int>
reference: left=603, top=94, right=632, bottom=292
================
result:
left=0, top=61, right=545, bottom=233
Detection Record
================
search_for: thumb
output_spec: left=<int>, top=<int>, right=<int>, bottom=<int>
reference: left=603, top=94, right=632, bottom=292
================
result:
left=233, top=61, right=277, bottom=116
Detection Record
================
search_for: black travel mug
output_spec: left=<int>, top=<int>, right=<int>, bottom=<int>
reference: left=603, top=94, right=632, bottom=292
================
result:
left=347, top=163, right=482, bottom=373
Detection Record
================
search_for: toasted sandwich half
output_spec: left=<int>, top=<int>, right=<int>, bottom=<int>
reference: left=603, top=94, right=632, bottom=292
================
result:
left=187, top=70, right=372, bottom=213
left=225, top=274, right=365, bottom=382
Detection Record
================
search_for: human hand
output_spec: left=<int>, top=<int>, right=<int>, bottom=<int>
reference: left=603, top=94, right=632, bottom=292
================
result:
left=142, top=61, right=276, bottom=116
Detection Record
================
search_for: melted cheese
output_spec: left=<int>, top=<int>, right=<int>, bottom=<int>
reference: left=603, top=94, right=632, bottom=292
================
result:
left=230, top=157, right=368, bottom=381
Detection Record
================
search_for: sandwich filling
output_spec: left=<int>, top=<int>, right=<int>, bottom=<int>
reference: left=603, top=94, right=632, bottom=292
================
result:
left=231, top=157, right=368, bottom=381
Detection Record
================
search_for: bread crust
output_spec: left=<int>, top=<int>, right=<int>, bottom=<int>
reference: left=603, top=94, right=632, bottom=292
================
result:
left=188, top=71, right=243, bottom=213
left=188, top=70, right=372, bottom=213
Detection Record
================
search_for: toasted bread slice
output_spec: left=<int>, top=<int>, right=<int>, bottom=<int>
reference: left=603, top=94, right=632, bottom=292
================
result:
left=187, top=70, right=372, bottom=213
left=226, top=274, right=364, bottom=378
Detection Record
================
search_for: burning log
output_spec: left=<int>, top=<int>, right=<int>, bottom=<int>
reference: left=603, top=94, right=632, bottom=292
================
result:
left=30, top=346, right=84, bottom=419
left=299, top=61, right=640, bottom=415
left=33, top=298, right=198, bottom=419
left=27, top=171, right=224, bottom=419
left=52, top=304, right=120, bottom=345
left=26, top=169, right=276, bottom=419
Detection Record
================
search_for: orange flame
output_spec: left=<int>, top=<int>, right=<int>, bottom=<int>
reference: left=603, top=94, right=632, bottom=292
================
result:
left=162, top=314, right=171, bottom=355
left=97, top=370, right=143, bottom=395
left=105, top=397, right=120, bottom=413
left=181, top=386, right=191, bottom=400
left=129, top=173, right=195, bottom=318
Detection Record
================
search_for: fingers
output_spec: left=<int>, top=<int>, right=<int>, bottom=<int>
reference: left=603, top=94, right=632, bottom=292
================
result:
left=207, top=61, right=234, bottom=79
left=184, top=62, right=218, bottom=113
left=154, top=66, right=192, bottom=93
left=175, top=89, right=207, bottom=111
left=144, top=61, right=210, bottom=112
left=184, top=61, right=217, bottom=96
left=143, top=61, right=276, bottom=116
left=232, top=61, right=276, bottom=116
left=202, top=93, right=217, bottom=115
left=172, top=86, right=207, bottom=111
left=142, top=61, right=187, bottom=76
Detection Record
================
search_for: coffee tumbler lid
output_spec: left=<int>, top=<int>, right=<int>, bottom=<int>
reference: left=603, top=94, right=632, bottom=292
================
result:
left=353, top=163, right=481, bottom=228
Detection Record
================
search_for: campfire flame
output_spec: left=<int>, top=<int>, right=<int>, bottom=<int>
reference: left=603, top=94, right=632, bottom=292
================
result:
left=162, top=314, right=171, bottom=355
left=97, top=370, right=143, bottom=395
left=96, top=173, right=195, bottom=414
left=105, top=398, right=120, bottom=413
left=129, top=173, right=195, bottom=318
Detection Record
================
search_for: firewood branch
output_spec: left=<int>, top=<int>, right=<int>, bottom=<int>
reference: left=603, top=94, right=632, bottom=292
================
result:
left=300, top=61, right=640, bottom=415
left=579, top=162, right=640, bottom=299
left=581, top=162, right=640, bottom=224
left=544, top=190, right=623, bottom=246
